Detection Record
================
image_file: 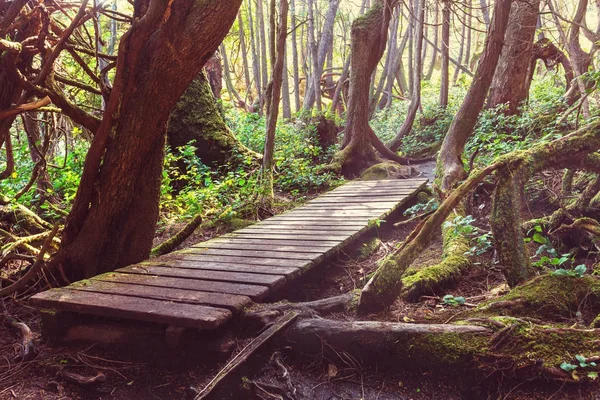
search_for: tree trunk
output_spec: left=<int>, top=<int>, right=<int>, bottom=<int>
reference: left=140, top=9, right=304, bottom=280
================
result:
left=257, top=0, right=269, bottom=102
left=238, top=10, right=253, bottom=102
left=261, top=0, right=288, bottom=199
left=59, top=0, right=243, bottom=281
left=167, top=72, right=258, bottom=169
left=204, top=52, right=223, bottom=99
left=388, top=0, right=424, bottom=151
left=487, top=0, right=540, bottom=114
left=440, top=0, right=450, bottom=108
left=330, top=0, right=399, bottom=177
left=291, top=0, right=301, bottom=112
left=248, top=0, right=263, bottom=113
left=437, top=0, right=512, bottom=191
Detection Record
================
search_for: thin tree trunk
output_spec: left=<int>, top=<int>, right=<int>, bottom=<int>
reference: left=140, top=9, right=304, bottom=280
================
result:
left=370, top=6, right=399, bottom=113
left=438, top=0, right=512, bottom=191
left=238, top=10, right=253, bottom=103
left=248, top=0, right=263, bottom=113
left=282, top=43, right=292, bottom=119
left=480, top=0, right=490, bottom=27
left=388, top=0, right=424, bottom=151
left=452, top=15, right=467, bottom=84
left=262, top=0, right=288, bottom=199
left=291, top=0, right=301, bottom=112
left=425, top=1, right=440, bottom=81
left=440, top=0, right=450, bottom=107
left=257, top=0, right=269, bottom=100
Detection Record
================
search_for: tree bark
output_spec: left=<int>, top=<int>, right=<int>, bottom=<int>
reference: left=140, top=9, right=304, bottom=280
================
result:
left=330, top=0, right=399, bottom=177
left=437, top=0, right=512, bottom=191
left=388, top=0, right=424, bottom=151
left=261, top=0, right=288, bottom=199
left=290, top=0, right=301, bottom=112
left=487, top=0, right=541, bottom=114
left=59, top=0, right=243, bottom=281
left=440, top=0, right=450, bottom=108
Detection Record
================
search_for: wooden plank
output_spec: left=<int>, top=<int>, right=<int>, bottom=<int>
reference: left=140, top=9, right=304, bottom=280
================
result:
left=236, top=226, right=359, bottom=235
left=321, top=189, right=416, bottom=196
left=307, top=199, right=400, bottom=206
left=180, top=247, right=318, bottom=260
left=263, top=216, right=372, bottom=224
left=118, top=265, right=288, bottom=290
left=234, top=230, right=359, bottom=239
left=337, top=179, right=426, bottom=187
left=173, top=253, right=310, bottom=269
left=30, top=289, right=232, bottom=329
left=224, top=232, right=350, bottom=241
left=68, top=280, right=252, bottom=312
left=248, top=223, right=365, bottom=231
left=298, top=205, right=391, bottom=212
left=137, top=259, right=302, bottom=279
left=252, top=220, right=366, bottom=228
left=209, top=236, right=341, bottom=247
left=193, top=240, right=334, bottom=253
left=93, top=272, right=269, bottom=301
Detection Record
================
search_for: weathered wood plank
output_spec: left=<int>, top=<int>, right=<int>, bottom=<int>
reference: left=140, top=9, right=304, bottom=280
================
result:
left=93, top=272, right=269, bottom=300
left=193, top=240, right=333, bottom=253
left=263, top=216, right=372, bottom=224
left=236, top=227, right=359, bottom=236
left=307, top=199, right=400, bottom=206
left=68, top=280, right=252, bottom=312
left=180, top=247, right=318, bottom=260
left=208, top=236, right=340, bottom=247
left=118, top=265, right=287, bottom=290
left=30, top=289, right=232, bottom=329
left=252, top=221, right=366, bottom=228
left=173, top=254, right=310, bottom=269
left=138, top=259, right=302, bottom=279
left=224, top=232, right=350, bottom=241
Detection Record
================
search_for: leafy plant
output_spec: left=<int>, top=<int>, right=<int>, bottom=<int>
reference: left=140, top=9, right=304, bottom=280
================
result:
left=560, top=355, right=598, bottom=380
left=443, top=215, right=493, bottom=256
left=442, top=294, right=466, bottom=306
left=552, top=264, right=587, bottom=278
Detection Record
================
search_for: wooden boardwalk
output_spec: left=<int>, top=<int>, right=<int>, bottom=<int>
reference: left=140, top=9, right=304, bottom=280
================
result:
left=30, top=179, right=427, bottom=335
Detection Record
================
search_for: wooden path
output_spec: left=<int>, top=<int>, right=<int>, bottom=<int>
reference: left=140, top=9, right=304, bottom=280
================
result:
left=30, top=179, right=427, bottom=336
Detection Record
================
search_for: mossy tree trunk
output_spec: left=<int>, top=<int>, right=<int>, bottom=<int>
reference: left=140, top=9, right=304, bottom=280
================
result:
left=167, top=71, right=259, bottom=171
left=491, top=170, right=532, bottom=287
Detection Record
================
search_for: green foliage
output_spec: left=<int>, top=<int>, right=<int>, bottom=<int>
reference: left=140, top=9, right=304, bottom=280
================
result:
left=560, top=355, right=598, bottom=381
left=442, top=294, right=466, bottom=306
left=404, top=198, right=438, bottom=217
left=524, top=226, right=587, bottom=275
left=553, top=264, right=587, bottom=278
left=443, top=215, right=492, bottom=256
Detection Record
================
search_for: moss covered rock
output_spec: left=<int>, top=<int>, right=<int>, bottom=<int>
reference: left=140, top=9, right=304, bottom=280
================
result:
left=359, top=161, right=413, bottom=181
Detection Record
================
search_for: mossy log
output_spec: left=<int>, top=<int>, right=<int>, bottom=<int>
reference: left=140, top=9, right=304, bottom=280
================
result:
left=401, top=205, right=472, bottom=301
left=359, top=161, right=413, bottom=180
left=473, top=274, right=600, bottom=323
left=167, top=72, right=260, bottom=169
left=280, top=317, right=600, bottom=381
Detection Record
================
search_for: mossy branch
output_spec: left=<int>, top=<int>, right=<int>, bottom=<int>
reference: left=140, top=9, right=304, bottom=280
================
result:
left=151, top=214, right=203, bottom=257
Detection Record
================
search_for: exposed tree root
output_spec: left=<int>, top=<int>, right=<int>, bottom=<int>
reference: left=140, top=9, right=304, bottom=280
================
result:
left=401, top=205, right=472, bottom=301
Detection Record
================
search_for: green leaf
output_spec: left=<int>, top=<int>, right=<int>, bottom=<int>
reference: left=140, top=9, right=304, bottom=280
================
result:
left=588, top=371, right=598, bottom=380
left=532, top=232, right=546, bottom=244
left=574, top=264, right=587, bottom=276
left=560, top=362, right=578, bottom=372
left=576, top=355, right=586, bottom=364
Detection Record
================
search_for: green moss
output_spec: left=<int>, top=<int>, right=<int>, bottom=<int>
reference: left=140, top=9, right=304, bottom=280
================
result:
left=591, top=314, right=600, bottom=328
left=357, top=238, right=381, bottom=261
left=359, top=161, right=411, bottom=181
left=406, top=331, right=489, bottom=366
left=474, top=274, right=600, bottom=322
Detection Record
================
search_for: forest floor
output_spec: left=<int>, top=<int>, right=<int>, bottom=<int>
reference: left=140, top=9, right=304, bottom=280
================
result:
left=2, top=167, right=600, bottom=399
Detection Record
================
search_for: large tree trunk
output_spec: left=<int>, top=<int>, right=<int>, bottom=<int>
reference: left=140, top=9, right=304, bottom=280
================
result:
left=437, top=0, right=512, bottom=191
left=59, top=0, right=242, bottom=281
left=330, top=0, right=399, bottom=177
left=167, top=71, right=258, bottom=170
left=487, top=0, right=540, bottom=114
